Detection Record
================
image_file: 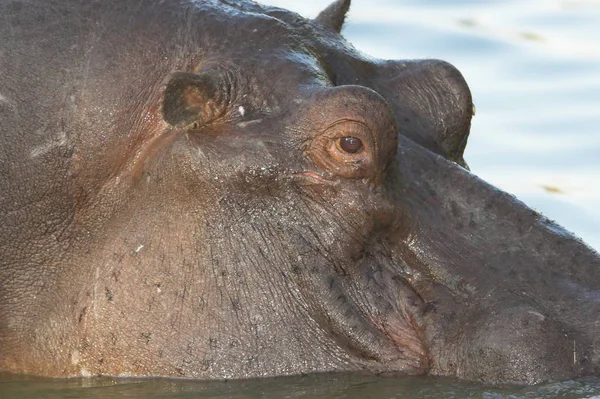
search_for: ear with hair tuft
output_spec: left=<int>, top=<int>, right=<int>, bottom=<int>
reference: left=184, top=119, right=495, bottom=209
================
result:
left=163, top=71, right=228, bottom=128
left=314, top=0, right=351, bottom=34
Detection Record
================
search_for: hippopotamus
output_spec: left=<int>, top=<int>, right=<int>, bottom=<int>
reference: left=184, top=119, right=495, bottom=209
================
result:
left=1, top=0, right=599, bottom=385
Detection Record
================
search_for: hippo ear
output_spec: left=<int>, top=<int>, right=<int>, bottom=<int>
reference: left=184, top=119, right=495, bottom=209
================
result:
left=314, top=0, right=351, bottom=33
left=163, top=71, right=228, bottom=128
left=370, top=60, right=474, bottom=168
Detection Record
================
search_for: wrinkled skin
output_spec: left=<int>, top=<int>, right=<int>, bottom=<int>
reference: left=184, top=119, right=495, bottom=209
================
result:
left=1, top=0, right=599, bottom=385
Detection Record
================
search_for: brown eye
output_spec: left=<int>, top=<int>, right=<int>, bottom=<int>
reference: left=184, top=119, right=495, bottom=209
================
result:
left=339, top=136, right=363, bottom=154
left=309, top=120, right=376, bottom=179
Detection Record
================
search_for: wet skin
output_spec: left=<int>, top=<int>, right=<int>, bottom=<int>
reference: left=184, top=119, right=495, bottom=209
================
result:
left=1, top=0, right=599, bottom=385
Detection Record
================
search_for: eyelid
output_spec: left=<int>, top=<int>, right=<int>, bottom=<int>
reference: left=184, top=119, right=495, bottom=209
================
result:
left=324, top=120, right=372, bottom=139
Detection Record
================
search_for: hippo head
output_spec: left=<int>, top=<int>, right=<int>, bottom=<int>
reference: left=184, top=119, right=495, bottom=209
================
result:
left=1, top=0, right=599, bottom=385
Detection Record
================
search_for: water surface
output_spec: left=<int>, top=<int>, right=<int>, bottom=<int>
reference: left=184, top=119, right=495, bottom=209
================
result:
left=3, top=373, right=600, bottom=399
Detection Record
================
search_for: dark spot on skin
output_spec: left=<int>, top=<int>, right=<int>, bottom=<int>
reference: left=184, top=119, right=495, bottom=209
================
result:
left=327, top=275, right=335, bottom=289
left=535, top=242, right=543, bottom=252
left=8, top=1, right=23, bottom=13
left=450, top=201, right=461, bottom=218
left=141, top=332, right=152, bottom=344
left=186, top=342, right=194, bottom=356
left=105, top=287, right=113, bottom=301
left=201, top=358, right=212, bottom=371
left=447, top=311, right=457, bottom=322
left=423, top=301, right=437, bottom=314
left=246, top=355, right=259, bottom=367
left=425, top=185, right=437, bottom=199
left=333, top=262, right=348, bottom=276
left=484, top=200, right=494, bottom=211
left=78, top=306, right=87, bottom=323
left=468, top=213, right=476, bottom=228
left=112, top=250, right=126, bottom=264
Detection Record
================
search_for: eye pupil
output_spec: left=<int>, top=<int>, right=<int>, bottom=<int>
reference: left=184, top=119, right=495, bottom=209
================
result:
left=340, top=136, right=363, bottom=154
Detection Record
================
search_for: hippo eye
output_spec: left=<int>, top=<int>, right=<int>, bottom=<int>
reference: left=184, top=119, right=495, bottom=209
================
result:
left=308, top=120, right=377, bottom=180
left=339, top=136, right=363, bottom=154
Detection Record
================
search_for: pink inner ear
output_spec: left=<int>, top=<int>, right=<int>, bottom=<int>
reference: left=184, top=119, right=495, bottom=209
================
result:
left=182, top=86, right=206, bottom=110
left=163, top=71, right=227, bottom=129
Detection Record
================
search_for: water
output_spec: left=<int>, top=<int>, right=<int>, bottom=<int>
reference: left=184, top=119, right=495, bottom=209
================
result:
left=2, top=373, right=600, bottom=399
left=3, top=1, right=600, bottom=398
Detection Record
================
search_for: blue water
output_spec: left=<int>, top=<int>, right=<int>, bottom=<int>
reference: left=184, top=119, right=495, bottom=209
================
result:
left=3, top=1, right=599, bottom=398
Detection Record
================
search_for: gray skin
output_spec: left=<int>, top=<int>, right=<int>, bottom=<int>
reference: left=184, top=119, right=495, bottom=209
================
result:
left=0, top=0, right=599, bottom=385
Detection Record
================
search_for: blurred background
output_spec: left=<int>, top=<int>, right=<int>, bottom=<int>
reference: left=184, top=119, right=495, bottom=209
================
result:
left=263, top=0, right=600, bottom=251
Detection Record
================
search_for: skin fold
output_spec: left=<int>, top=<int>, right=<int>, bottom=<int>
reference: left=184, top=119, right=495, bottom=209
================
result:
left=1, top=0, right=599, bottom=384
